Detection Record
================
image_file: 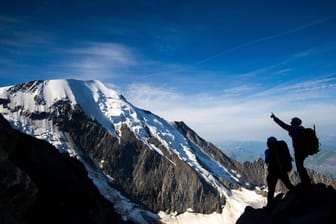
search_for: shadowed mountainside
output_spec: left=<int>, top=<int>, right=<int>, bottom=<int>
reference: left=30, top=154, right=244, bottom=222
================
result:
left=0, top=113, right=134, bottom=224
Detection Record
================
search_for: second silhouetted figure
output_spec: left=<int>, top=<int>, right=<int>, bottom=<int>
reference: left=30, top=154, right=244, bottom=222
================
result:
left=265, top=136, right=294, bottom=209
left=270, top=113, right=311, bottom=186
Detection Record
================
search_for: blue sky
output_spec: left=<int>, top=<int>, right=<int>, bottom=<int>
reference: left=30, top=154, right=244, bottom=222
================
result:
left=1, top=0, right=336, bottom=143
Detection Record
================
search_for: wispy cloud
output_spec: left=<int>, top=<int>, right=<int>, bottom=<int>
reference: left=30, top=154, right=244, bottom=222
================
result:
left=195, top=17, right=333, bottom=65
left=68, top=42, right=137, bottom=66
left=0, top=31, right=53, bottom=50
left=0, top=15, right=21, bottom=26
left=274, top=68, right=293, bottom=75
left=126, top=83, right=182, bottom=109
left=0, top=16, right=53, bottom=50
left=280, top=77, right=336, bottom=93
left=238, top=49, right=313, bottom=79
left=60, top=42, right=139, bottom=80
left=249, top=75, right=336, bottom=104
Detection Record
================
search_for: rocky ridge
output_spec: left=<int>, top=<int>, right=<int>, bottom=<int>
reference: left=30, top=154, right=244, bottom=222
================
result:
left=237, top=183, right=336, bottom=224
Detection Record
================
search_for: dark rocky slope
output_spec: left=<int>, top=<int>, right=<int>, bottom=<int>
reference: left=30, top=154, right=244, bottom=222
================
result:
left=236, top=183, right=336, bottom=224
left=0, top=114, right=133, bottom=224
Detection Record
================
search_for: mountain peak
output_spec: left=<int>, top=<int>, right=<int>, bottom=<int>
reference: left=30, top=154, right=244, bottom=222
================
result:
left=3, top=79, right=122, bottom=107
left=0, top=79, right=131, bottom=136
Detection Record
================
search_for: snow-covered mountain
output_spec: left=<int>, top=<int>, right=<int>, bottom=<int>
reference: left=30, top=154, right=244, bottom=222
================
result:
left=1, top=79, right=335, bottom=224
left=0, top=79, right=269, bottom=223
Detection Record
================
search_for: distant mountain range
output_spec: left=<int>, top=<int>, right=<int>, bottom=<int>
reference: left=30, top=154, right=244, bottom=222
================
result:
left=218, top=141, right=265, bottom=162
left=0, top=79, right=335, bottom=224
left=218, top=137, right=336, bottom=178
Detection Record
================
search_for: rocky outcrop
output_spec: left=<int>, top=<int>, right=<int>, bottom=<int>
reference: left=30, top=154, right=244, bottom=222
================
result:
left=236, top=183, right=336, bottom=224
left=0, top=114, right=133, bottom=224
left=0, top=160, right=38, bottom=223
left=172, top=121, right=238, bottom=172
left=236, top=159, right=267, bottom=189
left=173, top=121, right=243, bottom=189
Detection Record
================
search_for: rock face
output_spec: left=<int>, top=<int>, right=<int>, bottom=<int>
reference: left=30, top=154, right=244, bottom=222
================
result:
left=236, top=183, right=336, bottom=224
left=0, top=114, right=132, bottom=224
left=236, top=158, right=336, bottom=192
left=172, top=121, right=244, bottom=189
left=45, top=98, right=226, bottom=214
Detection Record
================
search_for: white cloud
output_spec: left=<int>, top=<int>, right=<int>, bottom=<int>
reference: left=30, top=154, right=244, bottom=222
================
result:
left=69, top=42, right=137, bottom=66
left=280, top=77, right=336, bottom=93
left=124, top=79, right=336, bottom=143
left=127, top=83, right=182, bottom=109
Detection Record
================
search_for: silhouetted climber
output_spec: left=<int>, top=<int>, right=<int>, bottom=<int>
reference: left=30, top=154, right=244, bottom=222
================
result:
left=265, top=137, right=294, bottom=209
left=270, top=113, right=311, bottom=186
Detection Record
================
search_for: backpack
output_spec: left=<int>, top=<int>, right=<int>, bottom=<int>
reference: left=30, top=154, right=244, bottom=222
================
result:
left=277, top=140, right=292, bottom=172
left=302, top=125, right=320, bottom=156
